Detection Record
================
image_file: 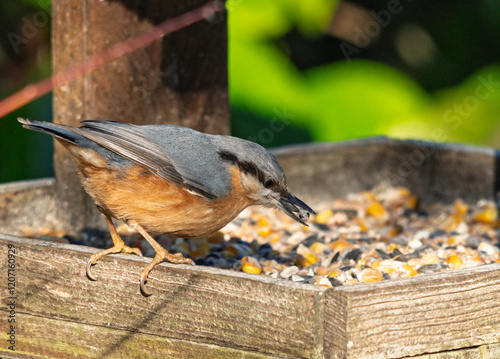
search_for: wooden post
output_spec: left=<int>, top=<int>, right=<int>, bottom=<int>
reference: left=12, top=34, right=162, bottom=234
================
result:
left=51, top=0, right=229, bottom=233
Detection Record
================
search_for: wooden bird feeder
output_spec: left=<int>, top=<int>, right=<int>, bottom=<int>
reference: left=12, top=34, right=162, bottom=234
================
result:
left=1, top=1, right=499, bottom=358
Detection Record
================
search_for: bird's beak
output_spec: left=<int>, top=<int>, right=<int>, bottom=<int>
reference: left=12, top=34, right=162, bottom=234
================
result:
left=273, top=193, right=316, bottom=226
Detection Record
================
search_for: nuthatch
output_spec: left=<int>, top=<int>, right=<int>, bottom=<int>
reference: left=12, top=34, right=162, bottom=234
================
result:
left=18, top=118, right=315, bottom=295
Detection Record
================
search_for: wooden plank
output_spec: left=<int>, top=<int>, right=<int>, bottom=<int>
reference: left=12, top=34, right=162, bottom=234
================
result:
left=0, top=179, right=56, bottom=234
left=52, top=0, right=98, bottom=233
left=0, top=234, right=326, bottom=358
left=411, top=343, right=500, bottom=358
left=0, top=314, right=274, bottom=359
left=274, top=139, right=496, bottom=207
left=51, top=0, right=229, bottom=233
left=325, top=263, right=500, bottom=358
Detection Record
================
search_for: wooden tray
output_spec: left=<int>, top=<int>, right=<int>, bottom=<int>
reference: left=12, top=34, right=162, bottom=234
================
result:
left=1, top=138, right=499, bottom=358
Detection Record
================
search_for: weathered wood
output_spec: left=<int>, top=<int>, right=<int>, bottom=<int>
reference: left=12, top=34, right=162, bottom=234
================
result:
left=0, top=234, right=326, bottom=358
left=1, top=234, right=500, bottom=358
left=325, top=263, right=500, bottom=358
left=0, top=178, right=56, bottom=234
left=51, top=0, right=229, bottom=233
left=2, top=314, right=273, bottom=359
left=2, top=139, right=500, bottom=357
left=274, top=138, right=497, bottom=207
left=411, top=343, right=500, bottom=359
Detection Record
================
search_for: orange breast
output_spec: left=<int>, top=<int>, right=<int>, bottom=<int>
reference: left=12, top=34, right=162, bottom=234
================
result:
left=63, top=143, right=254, bottom=237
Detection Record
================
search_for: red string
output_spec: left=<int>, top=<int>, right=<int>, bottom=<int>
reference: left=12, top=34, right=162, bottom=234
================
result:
left=0, top=0, right=223, bottom=119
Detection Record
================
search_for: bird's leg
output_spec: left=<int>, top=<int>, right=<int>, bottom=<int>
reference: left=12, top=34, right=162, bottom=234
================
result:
left=86, top=215, right=143, bottom=281
left=132, top=223, right=194, bottom=296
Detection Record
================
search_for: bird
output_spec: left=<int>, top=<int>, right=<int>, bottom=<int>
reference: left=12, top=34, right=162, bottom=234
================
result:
left=18, top=118, right=315, bottom=295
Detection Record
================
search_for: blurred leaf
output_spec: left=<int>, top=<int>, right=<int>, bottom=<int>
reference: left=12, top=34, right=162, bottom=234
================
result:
left=429, top=65, right=500, bottom=146
left=228, top=0, right=292, bottom=40
left=282, top=0, right=339, bottom=36
left=229, top=39, right=304, bottom=115
left=304, top=61, right=432, bottom=140
left=228, top=0, right=339, bottom=40
left=21, top=0, right=51, bottom=11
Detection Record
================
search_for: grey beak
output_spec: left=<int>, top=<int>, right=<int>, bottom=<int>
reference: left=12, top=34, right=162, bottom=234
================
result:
left=275, top=193, right=316, bottom=226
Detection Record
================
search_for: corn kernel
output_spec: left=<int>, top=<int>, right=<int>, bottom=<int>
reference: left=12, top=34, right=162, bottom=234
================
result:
left=421, top=253, right=439, bottom=264
left=474, top=207, right=498, bottom=224
left=257, top=217, right=269, bottom=227
left=367, top=202, right=387, bottom=219
left=315, top=209, right=333, bottom=224
left=328, top=239, right=351, bottom=252
left=329, top=269, right=342, bottom=277
left=445, top=215, right=461, bottom=232
left=296, top=244, right=318, bottom=267
left=454, top=200, right=468, bottom=216
left=389, top=243, right=400, bottom=252
left=310, top=242, right=325, bottom=254
left=258, top=227, right=273, bottom=237
left=354, top=217, right=368, bottom=232
left=241, top=256, right=262, bottom=274
left=447, top=255, right=463, bottom=269
left=376, top=260, right=402, bottom=275
left=388, top=228, right=400, bottom=237
left=402, top=264, right=417, bottom=277
left=398, top=187, right=411, bottom=197
left=270, top=235, right=281, bottom=243
left=447, top=236, right=460, bottom=246
left=359, top=268, right=383, bottom=282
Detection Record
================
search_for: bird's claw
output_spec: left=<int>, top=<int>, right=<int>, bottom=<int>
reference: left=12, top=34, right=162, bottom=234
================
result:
left=85, top=244, right=142, bottom=282
left=139, top=250, right=195, bottom=297
left=86, top=258, right=98, bottom=281
left=140, top=276, right=153, bottom=297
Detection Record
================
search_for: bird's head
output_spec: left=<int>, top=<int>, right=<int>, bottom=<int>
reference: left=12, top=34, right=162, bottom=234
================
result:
left=217, top=138, right=315, bottom=225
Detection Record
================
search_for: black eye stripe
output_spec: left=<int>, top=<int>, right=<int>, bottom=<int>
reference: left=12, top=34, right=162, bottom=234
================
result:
left=219, top=150, right=267, bottom=185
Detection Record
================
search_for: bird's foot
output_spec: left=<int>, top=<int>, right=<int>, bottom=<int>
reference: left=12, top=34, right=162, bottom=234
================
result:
left=140, top=249, right=194, bottom=296
left=86, top=243, right=142, bottom=281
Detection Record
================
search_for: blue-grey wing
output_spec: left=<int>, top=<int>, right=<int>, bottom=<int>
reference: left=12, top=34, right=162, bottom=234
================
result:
left=78, top=121, right=230, bottom=199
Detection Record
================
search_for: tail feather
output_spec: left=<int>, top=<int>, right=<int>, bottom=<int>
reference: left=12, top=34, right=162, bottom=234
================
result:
left=18, top=117, right=86, bottom=146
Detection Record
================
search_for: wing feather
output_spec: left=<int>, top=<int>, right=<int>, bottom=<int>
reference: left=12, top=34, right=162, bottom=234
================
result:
left=73, top=121, right=216, bottom=199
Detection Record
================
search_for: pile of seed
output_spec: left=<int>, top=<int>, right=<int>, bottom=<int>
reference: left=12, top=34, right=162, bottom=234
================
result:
left=22, top=186, right=500, bottom=288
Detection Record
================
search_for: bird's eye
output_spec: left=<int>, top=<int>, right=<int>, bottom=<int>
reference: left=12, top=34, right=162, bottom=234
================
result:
left=264, top=179, right=276, bottom=189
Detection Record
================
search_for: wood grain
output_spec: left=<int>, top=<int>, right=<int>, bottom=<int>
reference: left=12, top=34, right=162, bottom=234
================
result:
left=3, top=138, right=500, bottom=357
left=51, top=0, right=229, bottom=233
left=411, top=343, right=500, bottom=359
left=325, top=262, right=500, bottom=358
left=1, top=314, right=274, bottom=359
left=0, top=234, right=327, bottom=358
left=0, top=179, right=56, bottom=234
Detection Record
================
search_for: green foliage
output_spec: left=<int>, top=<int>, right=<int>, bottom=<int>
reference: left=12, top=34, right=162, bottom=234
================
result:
left=228, top=0, right=500, bottom=147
